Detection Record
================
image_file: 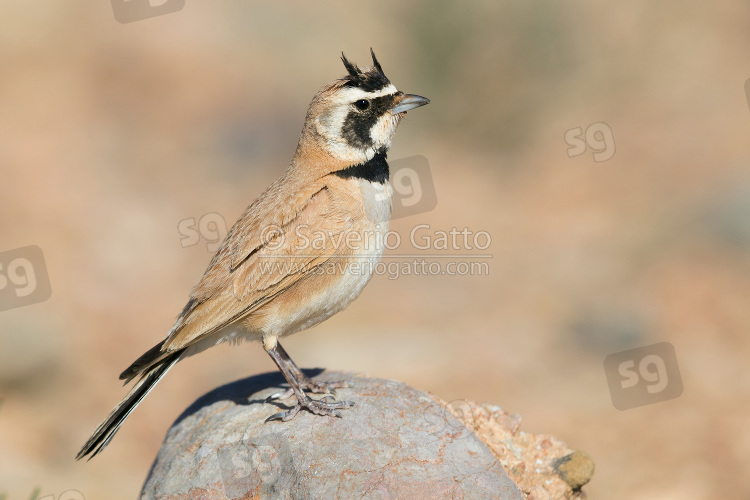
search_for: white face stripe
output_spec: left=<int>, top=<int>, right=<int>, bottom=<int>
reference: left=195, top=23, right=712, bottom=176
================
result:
left=336, top=84, right=398, bottom=102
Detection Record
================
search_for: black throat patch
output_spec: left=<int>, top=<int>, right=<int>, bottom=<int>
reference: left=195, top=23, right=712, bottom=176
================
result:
left=332, top=151, right=389, bottom=184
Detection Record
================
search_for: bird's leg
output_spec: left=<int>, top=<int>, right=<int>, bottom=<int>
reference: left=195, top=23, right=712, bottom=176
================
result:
left=267, top=342, right=349, bottom=401
left=264, top=343, right=354, bottom=421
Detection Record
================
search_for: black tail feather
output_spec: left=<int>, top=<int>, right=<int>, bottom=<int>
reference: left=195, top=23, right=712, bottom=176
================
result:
left=119, top=340, right=166, bottom=383
left=76, top=350, right=183, bottom=460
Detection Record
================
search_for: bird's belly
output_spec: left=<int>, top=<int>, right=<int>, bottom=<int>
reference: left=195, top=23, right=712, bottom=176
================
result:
left=198, top=246, right=385, bottom=352
left=270, top=179, right=392, bottom=336
left=286, top=249, right=383, bottom=333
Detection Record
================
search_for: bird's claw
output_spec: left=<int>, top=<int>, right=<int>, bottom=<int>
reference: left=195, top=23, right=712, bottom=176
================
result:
left=266, top=396, right=354, bottom=422
left=266, top=378, right=349, bottom=401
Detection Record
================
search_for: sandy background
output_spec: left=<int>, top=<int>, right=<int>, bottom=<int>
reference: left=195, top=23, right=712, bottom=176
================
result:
left=1, top=1, right=750, bottom=498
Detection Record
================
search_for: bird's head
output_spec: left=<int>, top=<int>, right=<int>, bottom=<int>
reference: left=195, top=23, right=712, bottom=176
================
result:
left=300, top=49, right=430, bottom=165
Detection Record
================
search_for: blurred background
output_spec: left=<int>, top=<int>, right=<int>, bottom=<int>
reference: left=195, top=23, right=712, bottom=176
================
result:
left=1, top=1, right=749, bottom=498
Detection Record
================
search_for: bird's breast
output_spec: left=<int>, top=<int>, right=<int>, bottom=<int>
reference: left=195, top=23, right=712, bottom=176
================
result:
left=258, top=178, right=392, bottom=338
left=357, top=178, right=393, bottom=226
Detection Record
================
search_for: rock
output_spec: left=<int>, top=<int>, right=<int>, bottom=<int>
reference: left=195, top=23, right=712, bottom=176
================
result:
left=552, top=451, right=596, bottom=491
left=141, top=371, right=593, bottom=499
left=434, top=397, right=595, bottom=499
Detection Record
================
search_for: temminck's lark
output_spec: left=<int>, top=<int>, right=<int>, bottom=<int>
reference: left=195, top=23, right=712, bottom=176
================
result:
left=77, top=50, right=429, bottom=459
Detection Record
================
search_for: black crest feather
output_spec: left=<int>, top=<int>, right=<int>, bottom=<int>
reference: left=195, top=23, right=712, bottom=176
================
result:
left=340, top=49, right=391, bottom=92
left=370, top=48, right=383, bottom=73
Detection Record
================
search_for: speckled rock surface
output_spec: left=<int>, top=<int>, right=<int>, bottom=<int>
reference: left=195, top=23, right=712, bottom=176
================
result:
left=433, top=398, right=595, bottom=499
left=140, top=371, right=525, bottom=499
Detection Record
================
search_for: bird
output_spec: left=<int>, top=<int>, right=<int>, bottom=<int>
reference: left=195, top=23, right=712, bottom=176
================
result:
left=76, top=49, right=430, bottom=460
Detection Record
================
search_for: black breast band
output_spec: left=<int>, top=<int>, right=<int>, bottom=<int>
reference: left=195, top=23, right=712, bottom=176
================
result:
left=332, top=151, right=389, bottom=184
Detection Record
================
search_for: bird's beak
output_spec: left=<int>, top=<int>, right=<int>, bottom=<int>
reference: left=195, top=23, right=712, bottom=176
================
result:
left=390, top=94, right=430, bottom=115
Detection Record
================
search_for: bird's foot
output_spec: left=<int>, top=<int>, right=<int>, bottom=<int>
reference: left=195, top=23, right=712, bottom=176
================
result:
left=267, top=377, right=349, bottom=401
left=267, top=395, right=354, bottom=422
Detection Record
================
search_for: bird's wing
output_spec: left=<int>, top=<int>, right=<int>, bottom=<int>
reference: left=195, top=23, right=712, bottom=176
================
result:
left=161, top=174, right=362, bottom=352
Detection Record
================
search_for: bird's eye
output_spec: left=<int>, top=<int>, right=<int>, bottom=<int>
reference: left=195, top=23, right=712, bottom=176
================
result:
left=354, top=99, right=370, bottom=111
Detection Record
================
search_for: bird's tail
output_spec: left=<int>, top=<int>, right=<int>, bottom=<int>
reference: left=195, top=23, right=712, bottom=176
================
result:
left=75, top=350, right=183, bottom=460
